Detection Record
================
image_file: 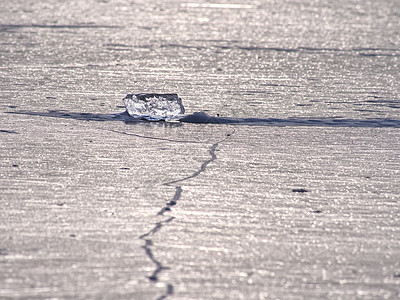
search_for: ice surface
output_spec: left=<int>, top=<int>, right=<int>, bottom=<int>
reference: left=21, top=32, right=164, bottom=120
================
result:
left=2, top=0, right=400, bottom=299
left=123, top=93, right=185, bottom=121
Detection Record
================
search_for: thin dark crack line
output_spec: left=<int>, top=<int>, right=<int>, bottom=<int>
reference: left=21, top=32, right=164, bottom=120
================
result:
left=142, top=239, right=170, bottom=281
left=139, top=127, right=236, bottom=298
left=157, top=186, right=182, bottom=216
left=163, top=143, right=218, bottom=186
left=156, top=284, right=174, bottom=300
left=117, top=126, right=235, bottom=299
left=139, top=217, right=175, bottom=239
left=107, top=129, right=204, bottom=144
left=139, top=217, right=175, bottom=282
left=163, top=129, right=236, bottom=186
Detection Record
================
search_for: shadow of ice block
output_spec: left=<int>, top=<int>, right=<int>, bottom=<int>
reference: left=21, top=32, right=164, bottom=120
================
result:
left=123, top=93, right=185, bottom=121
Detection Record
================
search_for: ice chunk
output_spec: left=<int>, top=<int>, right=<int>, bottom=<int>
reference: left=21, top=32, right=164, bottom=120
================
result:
left=123, top=93, right=185, bottom=121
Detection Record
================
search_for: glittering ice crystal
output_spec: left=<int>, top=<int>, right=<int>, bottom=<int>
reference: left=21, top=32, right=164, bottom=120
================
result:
left=123, top=93, right=185, bottom=121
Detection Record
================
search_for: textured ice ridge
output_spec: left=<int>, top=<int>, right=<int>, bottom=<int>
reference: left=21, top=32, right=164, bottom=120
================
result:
left=123, top=93, right=185, bottom=121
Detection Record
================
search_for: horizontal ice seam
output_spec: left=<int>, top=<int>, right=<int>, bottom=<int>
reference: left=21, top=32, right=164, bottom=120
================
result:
left=160, top=43, right=400, bottom=56
left=7, top=111, right=400, bottom=128
left=0, top=24, right=122, bottom=29
left=179, top=112, right=400, bottom=128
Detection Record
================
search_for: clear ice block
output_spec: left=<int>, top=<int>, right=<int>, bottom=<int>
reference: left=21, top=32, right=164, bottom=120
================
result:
left=123, top=93, right=185, bottom=121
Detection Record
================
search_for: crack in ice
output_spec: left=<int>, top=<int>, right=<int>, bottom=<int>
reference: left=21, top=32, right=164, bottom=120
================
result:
left=157, top=186, right=182, bottom=216
left=131, top=127, right=236, bottom=299
left=107, top=129, right=203, bottom=144
left=139, top=217, right=175, bottom=281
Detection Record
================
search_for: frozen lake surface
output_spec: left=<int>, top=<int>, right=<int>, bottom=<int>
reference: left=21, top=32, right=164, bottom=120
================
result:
left=1, top=0, right=400, bottom=299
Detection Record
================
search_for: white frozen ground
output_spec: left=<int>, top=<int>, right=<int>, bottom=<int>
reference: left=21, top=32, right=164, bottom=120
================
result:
left=1, top=0, right=400, bottom=299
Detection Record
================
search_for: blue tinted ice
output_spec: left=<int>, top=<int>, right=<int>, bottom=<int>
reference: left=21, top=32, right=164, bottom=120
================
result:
left=123, top=93, right=185, bottom=121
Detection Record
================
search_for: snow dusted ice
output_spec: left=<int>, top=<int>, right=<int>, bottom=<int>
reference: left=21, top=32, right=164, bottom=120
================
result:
left=1, top=0, right=400, bottom=299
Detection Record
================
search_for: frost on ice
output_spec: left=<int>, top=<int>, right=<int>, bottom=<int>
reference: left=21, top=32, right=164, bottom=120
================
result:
left=123, top=93, right=185, bottom=121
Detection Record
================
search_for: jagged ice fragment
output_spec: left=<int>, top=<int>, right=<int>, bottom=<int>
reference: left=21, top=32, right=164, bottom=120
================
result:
left=123, top=93, right=185, bottom=121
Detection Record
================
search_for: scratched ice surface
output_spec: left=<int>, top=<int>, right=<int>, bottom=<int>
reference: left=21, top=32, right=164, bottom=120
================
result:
left=1, top=0, right=400, bottom=300
left=123, top=93, right=185, bottom=121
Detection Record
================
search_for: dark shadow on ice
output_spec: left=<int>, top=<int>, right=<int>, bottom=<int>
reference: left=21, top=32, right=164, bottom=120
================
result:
left=0, top=129, right=19, bottom=134
left=6, top=110, right=137, bottom=122
left=6, top=110, right=182, bottom=127
left=181, top=112, right=400, bottom=128
left=6, top=110, right=400, bottom=128
left=0, top=24, right=122, bottom=32
left=162, top=43, right=400, bottom=57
